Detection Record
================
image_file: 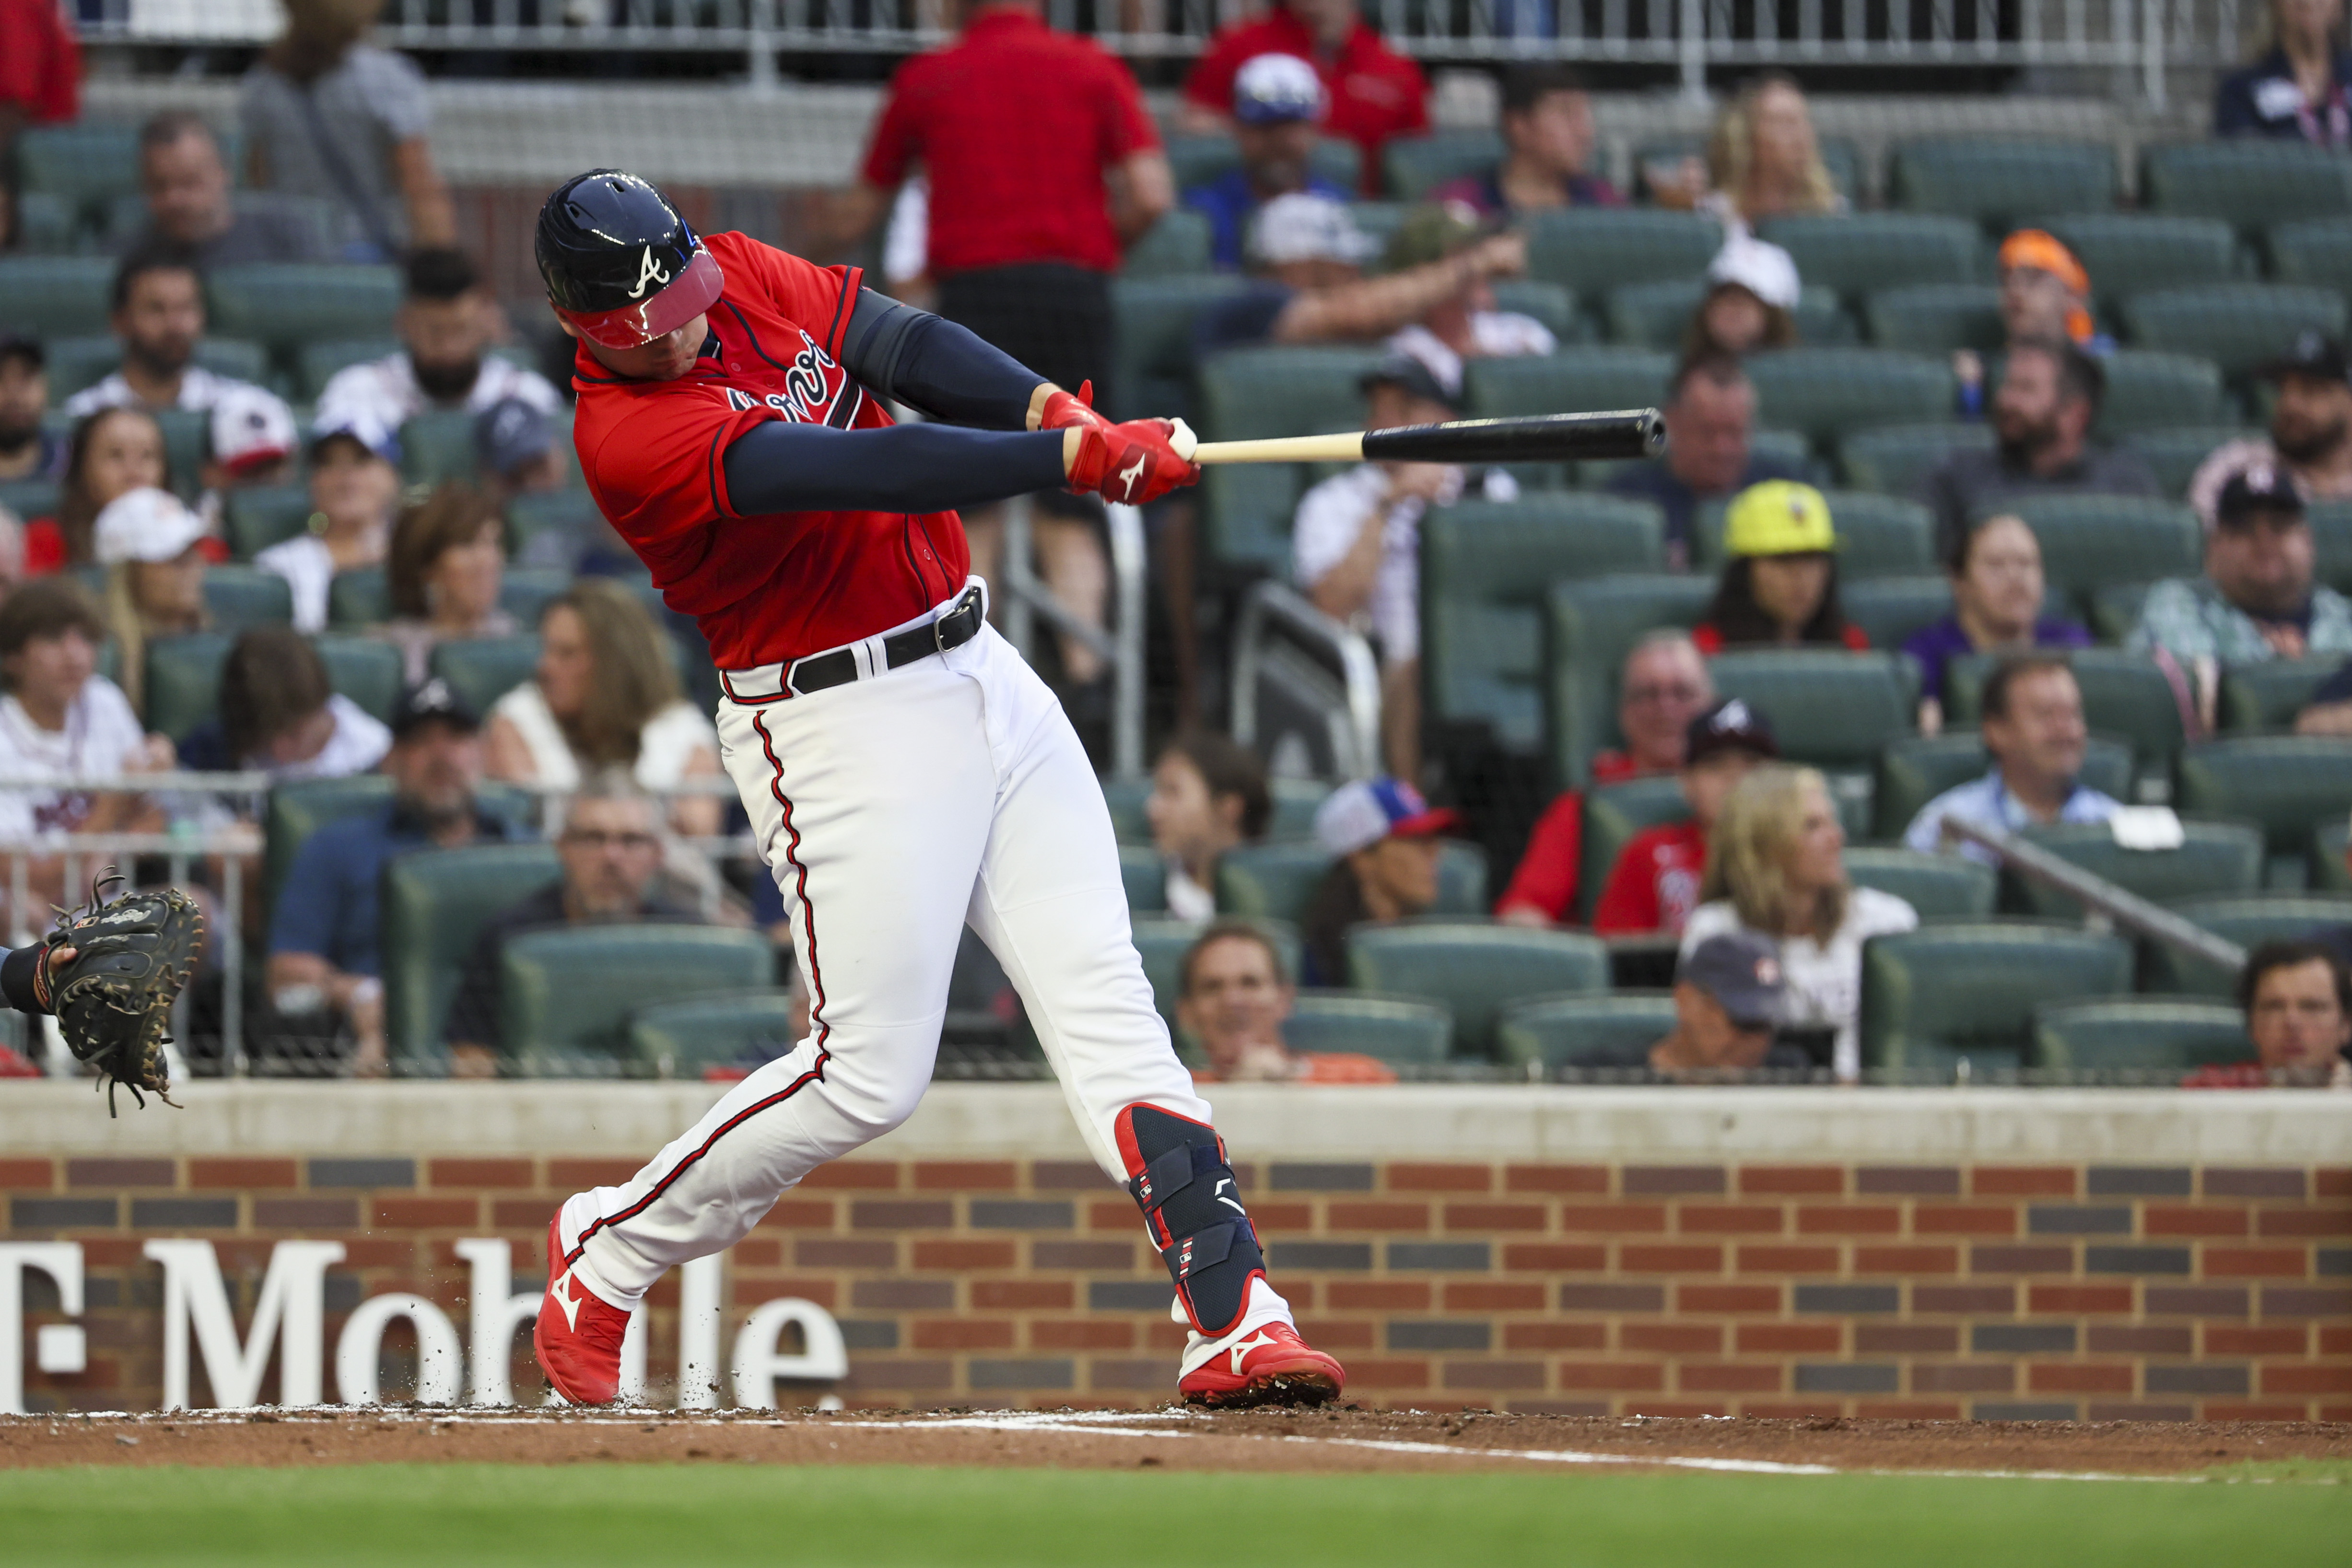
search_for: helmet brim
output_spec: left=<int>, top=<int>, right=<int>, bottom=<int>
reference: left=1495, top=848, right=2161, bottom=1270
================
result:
left=554, top=247, right=725, bottom=351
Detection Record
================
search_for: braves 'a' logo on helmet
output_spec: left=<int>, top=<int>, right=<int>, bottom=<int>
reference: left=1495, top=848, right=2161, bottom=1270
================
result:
left=627, top=246, right=672, bottom=300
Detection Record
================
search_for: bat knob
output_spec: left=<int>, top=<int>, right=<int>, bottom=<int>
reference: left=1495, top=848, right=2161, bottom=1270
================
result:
left=1640, top=410, right=1666, bottom=456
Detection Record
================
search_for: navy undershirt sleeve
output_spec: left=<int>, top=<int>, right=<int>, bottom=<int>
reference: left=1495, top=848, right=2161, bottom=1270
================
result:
left=721, top=421, right=1067, bottom=517
left=838, top=288, right=1047, bottom=429
left=0, top=945, right=46, bottom=1014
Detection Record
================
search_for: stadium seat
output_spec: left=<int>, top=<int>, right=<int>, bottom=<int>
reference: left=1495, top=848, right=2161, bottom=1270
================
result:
left=0, top=478, right=59, bottom=526
left=2030, top=997, right=2248, bottom=1077
left=296, top=338, right=402, bottom=402
left=1603, top=279, right=1851, bottom=351
left=1839, top=575, right=1954, bottom=652
left=1281, top=991, right=1450, bottom=1066
left=1111, top=274, right=1244, bottom=425
left=1887, top=139, right=2116, bottom=233
left=2316, top=820, right=2352, bottom=891
left=2266, top=215, right=2352, bottom=306
left=1495, top=992, right=1679, bottom=1074
left=1544, top=574, right=1712, bottom=785
left=1197, top=345, right=1387, bottom=443
left=2085, top=581, right=2151, bottom=644
left=223, top=485, right=316, bottom=560
left=1131, top=916, right=1305, bottom=1035
left=2037, top=215, right=2241, bottom=316
left=2218, top=660, right=2338, bottom=733
left=1993, top=493, right=2202, bottom=609
left=1165, top=134, right=1359, bottom=196
left=625, top=991, right=800, bottom=1078
left=45, top=336, right=272, bottom=407
left=429, top=635, right=541, bottom=717
left=1101, top=776, right=1150, bottom=843
left=12, top=191, right=75, bottom=253
left=0, top=257, right=114, bottom=341
left=2123, top=285, right=2348, bottom=385
left=1344, top=921, right=1608, bottom=1058
left=328, top=567, right=392, bottom=629
left=1874, top=730, right=2134, bottom=841
left=1486, top=280, right=1581, bottom=344
left=1213, top=839, right=1484, bottom=924
left=13, top=124, right=141, bottom=222
left=2001, top=820, right=2264, bottom=919
left=499, top=567, right=570, bottom=628
left=141, top=632, right=233, bottom=744
left=2095, top=351, right=2232, bottom=436
left=1757, top=214, right=1980, bottom=301
left=1745, top=349, right=1955, bottom=449
left=379, top=843, right=564, bottom=1066
left=1464, top=348, right=1673, bottom=424
left=1196, top=462, right=1308, bottom=577
left=1421, top=495, right=1666, bottom=753
left=1524, top=209, right=1721, bottom=305
left=2145, top=894, right=2352, bottom=997
left=1842, top=846, right=1996, bottom=920
left=262, top=773, right=393, bottom=916
left=313, top=634, right=404, bottom=725
left=2123, top=425, right=2257, bottom=498
left=2310, top=499, right=2352, bottom=593
left=401, top=410, right=480, bottom=487
left=1691, top=491, right=1934, bottom=577
left=2175, top=736, right=2352, bottom=870
left=1123, top=209, right=1212, bottom=277
left=1579, top=775, right=1689, bottom=924
left=1703, top=649, right=1916, bottom=772
left=1383, top=130, right=1502, bottom=200
left=1859, top=922, right=2133, bottom=1075
left=1946, top=649, right=2186, bottom=781
left=501, top=924, right=774, bottom=1069
left=2141, top=141, right=2352, bottom=234
left=1268, top=778, right=1328, bottom=839
left=200, top=566, right=295, bottom=632
left=1864, top=285, right=2004, bottom=357
left=1120, top=843, right=1167, bottom=914
left=206, top=265, right=402, bottom=368
left=1837, top=421, right=1992, bottom=497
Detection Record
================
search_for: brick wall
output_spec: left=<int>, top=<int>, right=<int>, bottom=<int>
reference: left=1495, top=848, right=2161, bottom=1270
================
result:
left=8, top=1153, right=2347, bottom=1418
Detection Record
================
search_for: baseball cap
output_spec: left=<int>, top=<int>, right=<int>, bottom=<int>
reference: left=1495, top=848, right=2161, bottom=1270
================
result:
left=1723, top=480, right=1836, bottom=557
left=0, top=334, right=42, bottom=373
left=1360, top=351, right=1459, bottom=412
left=475, top=396, right=556, bottom=480
left=1232, top=53, right=1326, bottom=125
left=1704, top=236, right=1801, bottom=313
left=1997, top=229, right=2091, bottom=298
left=1247, top=193, right=1378, bottom=268
left=2214, top=460, right=2306, bottom=527
left=1685, top=697, right=1779, bottom=767
left=309, top=411, right=401, bottom=467
left=390, top=676, right=480, bottom=738
left=93, top=487, right=208, bottom=565
left=1677, top=931, right=1784, bottom=1030
left=2257, top=330, right=2349, bottom=386
left=1313, top=775, right=1460, bottom=857
left=1383, top=201, right=1483, bottom=272
left=209, top=384, right=297, bottom=478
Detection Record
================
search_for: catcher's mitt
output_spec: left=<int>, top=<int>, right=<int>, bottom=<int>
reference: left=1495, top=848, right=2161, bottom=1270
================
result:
left=40, top=873, right=206, bottom=1115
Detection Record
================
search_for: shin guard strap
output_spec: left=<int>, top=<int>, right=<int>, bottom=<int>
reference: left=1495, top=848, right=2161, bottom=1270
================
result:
left=1123, top=1127, right=1264, bottom=1338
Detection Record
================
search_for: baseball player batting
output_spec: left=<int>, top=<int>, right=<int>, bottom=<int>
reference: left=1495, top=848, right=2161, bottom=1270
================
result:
left=529, top=170, right=1344, bottom=1409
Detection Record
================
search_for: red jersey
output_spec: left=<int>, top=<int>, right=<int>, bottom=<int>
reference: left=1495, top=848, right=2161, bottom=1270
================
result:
left=1592, top=819, right=1708, bottom=936
left=0, top=0, right=80, bottom=126
left=1692, top=622, right=1871, bottom=655
left=570, top=232, right=971, bottom=671
left=1492, top=750, right=1645, bottom=924
left=1181, top=8, right=1428, bottom=196
left=861, top=9, right=1159, bottom=276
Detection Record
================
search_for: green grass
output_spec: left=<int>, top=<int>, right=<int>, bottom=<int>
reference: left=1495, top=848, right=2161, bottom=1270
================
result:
left=0, top=1462, right=2342, bottom=1567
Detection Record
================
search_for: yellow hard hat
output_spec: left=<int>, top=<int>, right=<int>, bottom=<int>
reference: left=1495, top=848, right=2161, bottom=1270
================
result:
left=1723, top=480, right=1837, bottom=557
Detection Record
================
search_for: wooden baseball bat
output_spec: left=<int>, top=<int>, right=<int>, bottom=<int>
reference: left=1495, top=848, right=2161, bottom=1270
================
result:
left=1169, top=410, right=1665, bottom=467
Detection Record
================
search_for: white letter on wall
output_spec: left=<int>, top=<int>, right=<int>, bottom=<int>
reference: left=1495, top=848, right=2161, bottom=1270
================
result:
left=453, top=1238, right=540, bottom=1407
left=0, top=1243, right=84, bottom=1415
left=678, top=1254, right=722, bottom=1411
left=730, top=1298, right=847, bottom=1411
left=144, top=1240, right=344, bottom=1410
left=335, top=1294, right=464, bottom=1406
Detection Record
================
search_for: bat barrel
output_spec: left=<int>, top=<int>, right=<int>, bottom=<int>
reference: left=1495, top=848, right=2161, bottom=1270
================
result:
left=1360, top=409, right=1664, bottom=466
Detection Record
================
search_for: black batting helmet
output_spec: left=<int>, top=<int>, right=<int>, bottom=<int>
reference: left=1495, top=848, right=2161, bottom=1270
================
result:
left=535, top=169, right=725, bottom=350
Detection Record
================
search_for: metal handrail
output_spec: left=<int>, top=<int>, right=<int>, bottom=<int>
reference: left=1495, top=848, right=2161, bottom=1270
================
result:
left=1940, top=819, right=2249, bottom=975
left=998, top=496, right=1148, bottom=781
left=1229, top=580, right=1382, bottom=782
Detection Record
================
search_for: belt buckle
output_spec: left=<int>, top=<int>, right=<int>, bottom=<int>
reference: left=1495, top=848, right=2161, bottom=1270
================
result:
left=935, top=587, right=976, bottom=655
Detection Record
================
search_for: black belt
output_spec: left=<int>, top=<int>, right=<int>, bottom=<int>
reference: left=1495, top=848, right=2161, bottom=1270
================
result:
left=788, top=586, right=985, bottom=696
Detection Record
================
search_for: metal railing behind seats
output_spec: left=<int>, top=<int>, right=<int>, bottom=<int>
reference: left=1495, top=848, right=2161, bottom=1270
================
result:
left=1941, top=818, right=2248, bottom=975
left=999, top=496, right=1148, bottom=782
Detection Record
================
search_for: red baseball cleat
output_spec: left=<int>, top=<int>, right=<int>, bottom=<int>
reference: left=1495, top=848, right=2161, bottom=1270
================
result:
left=1177, top=1319, right=1346, bottom=1409
left=534, top=1215, right=632, bottom=1405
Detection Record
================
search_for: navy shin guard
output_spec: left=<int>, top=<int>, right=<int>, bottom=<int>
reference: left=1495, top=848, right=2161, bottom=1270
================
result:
left=1115, top=1104, right=1265, bottom=1338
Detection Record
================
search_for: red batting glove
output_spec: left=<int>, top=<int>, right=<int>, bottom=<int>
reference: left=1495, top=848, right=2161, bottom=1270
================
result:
left=1063, top=417, right=1200, bottom=506
left=1036, top=379, right=1117, bottom=436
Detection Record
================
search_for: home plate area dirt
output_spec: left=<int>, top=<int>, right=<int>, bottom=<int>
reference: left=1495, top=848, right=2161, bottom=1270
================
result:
left=4, top=1408, right=2346, bottom=1478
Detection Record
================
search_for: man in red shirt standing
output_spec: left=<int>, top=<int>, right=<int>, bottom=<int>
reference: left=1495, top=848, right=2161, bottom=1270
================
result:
left=1180, top=0, right=1428, bottom=196
left=1593, top=699, right=1779, bottom=936
left=527, top=170, right=1344, bottom=1415
left=0, top=0, right=80, bottom=178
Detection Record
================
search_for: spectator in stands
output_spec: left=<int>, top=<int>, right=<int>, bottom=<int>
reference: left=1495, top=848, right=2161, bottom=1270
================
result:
left=2131, top=462, right=2352, bottom=684
left=379, top=481, right=514, bottom=687
left=1568, top=931, right=1810, bottom=1080
left=62, top=249, right=297, bottom=433
left=2186, top=939, right=2352, bottom=1088
left=316, top=248, right=561, bottom=434
left=1650, top=72, right=1844, bottom=230
left=473, top=397, right=566, bottom=503
left=485, top=580, right=724, bottom=839
left=267, top=678, right=519, bottom=1077
left=1432, top=65, right=1620, bottom=220
left=0, top=336, right=61, bottom=484
left=1902, top=655, right=2119, bottom=863
left=1186, top=54, right=1346, bottom=272
left=124, top=111, right=324, bottom=268
left=0, top=508, right=23, bottom=600
left=444, top=776, right=704, bottom=1077
left=1300, top=776, right=1456, bottom=986
left=1691, top=480, right=1868, bottom=654
left=1903, top=513, right=2092, bottom=731
left=1499, top=631, right=1715, bottom=927
left=194, top=384, right=300, bottom=539
left=1608, top=352, right=1807, bottom=568
left=2299, top=657, right=2352, bottom=733
left=1593, top=698, right=1780, bottom=936
left=32, top=407, right=167, bottom=573
left=2188, top=333, right=2352, bottom=529
left=1682, top=763, right=1919, bottom=1080
left=1679, top=237, right=1802, bottom=360
left=1918, top=338, right=2158, bottom=559
left=0, top=0, right=79, bottom=172
left=1292, top=354, right=1518, bottom=780
left=256, top=417, right=400, bottom=635
left=239, top=0, right=455, bottom=257
left=1381, top=204, right=1556, bottom=397
left=2214, top=0, right=2352, bottom=147
left=1954, top=230, right=2111, bottom=419
left=1178, top=0, right=1428, bottom=194
left=1176, top=921, right=1397, bottom=1084
left=94, top=488, right=209, bottom=725
left=178, top=626, right=390, bottom=787
left=1193, top=192, right=1526, bottom=356
left=1147, top=731, right=1272, bottom=922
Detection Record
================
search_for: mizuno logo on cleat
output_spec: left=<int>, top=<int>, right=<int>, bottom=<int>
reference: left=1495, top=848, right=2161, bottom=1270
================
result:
left=554, top=1270, right=585, bottom=1332
left=1229, top=1331, right=1275, bottom=1374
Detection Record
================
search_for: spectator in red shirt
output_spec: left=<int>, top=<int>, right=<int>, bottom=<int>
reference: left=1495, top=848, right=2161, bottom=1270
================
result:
left=1593, top=698, right=1779, bottom=936
left=0, top=0, right=81, bottom=166
left=1497, top=630, right=1714, bottom=926
left=1178, top=0, right=1429, bottom=195
left=1691, top=480, right=1869, bottom=655
left=2184, top=939, right=2352, bottom=1088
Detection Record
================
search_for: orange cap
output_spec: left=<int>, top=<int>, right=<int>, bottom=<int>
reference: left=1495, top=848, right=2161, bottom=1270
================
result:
left=1998, top=229, right=2091, bottom=299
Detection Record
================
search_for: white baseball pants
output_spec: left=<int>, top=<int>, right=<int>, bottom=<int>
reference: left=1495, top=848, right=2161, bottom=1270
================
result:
left=561, top=589, right=1216, bottom=1304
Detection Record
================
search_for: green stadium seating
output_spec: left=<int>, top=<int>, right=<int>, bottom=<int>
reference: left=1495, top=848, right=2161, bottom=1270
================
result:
left=2030, top=997, right=2248, bottom=1077
left=1421, top=495, right=1666, bottom=753
left=202, top=566, right=295, bottom=631
left=1544, top=574, right=1712, bottom=786
left=2037, top=215, right=2241, bottom=314
left=1101, top=775, right=1150, bottom=843
left=380, top=843, right=564, bottom=1066
left=1691, top=491, right=1935, bottom=577
left=1840, top=575, right=1954, bottom=651
left=1864, top=285, right=2003, bottom=357
left=0, top=478, right=59, bottom=524
left=2219, top=659, right=2338, bottom=732
left=499, top=567, right=570, bottom=628
left=1120, top=843, right=1167, bottom=914
left=1888, top=139, right=2117, bottom=233
left=296, top=338, right=401, bottom=402
left=1131, top=916, right=1305, bottom=1036
left=41, top=336, right=273, bottom=406
left=501, top=924, right=773, bottom=1068
left=2122, top=425, right=2257, bottom=498
left=1603, top=280, right=1851, bottom=351
left=505, top=490, right=601, bottom=560
left=2266, top=215, right=2352, bottom=305
left=1495, top=992, right=1678, bottom=1073
left=264, top=774, right=394, bottom=917
left=142, top=632, right=233, bottom=743
left=1757, top=214, right=1980, bottom=301
left=401, top=410, right=479, bottom=487
left=1383, top=130, right=1502, bottom=200
left=1196, top=345, right=1386, bottom=443
left=2311, top=499, right=2352, bottom=593
left=0, top=257, right=114, bottom=339
left=2141, top=141, right=2352, bottom=235
left=2145, top=894, right=2352, bottom=997
left=1579, top=774, right=1688, bottom=924
left=1123, top=209, right=1212, bottom=277
left=1269, top=778, right=1328, bottom=839
left=2175, top=736, right=2352, bottom=873
left=428, top=635, right=541, bottom=716
left=1213, top=840, right=1485, bottom=924
left=1344, top=921, right=1609, bottom=1057
left=328, top=567, right=392, bottom=629
left=1838, top=421, right=1992, bottom=497
left=1873, top=730, right=2133, bottom=841
left=1524, top=209, right=1720, bottom=299
left=1196, top=462, right=1307, bottom=577
left=153, top=408, right=208, bottom=497
left=1994, top=493, right=2202, bottom=609
left=2001, top=820, right=2264, bottom=918
left=627, top=991, right=801, bottom=1078
left=13, top=191, right=76, bottom=253
left=1464, top=348, right=1672, bottom=423
left=1860, top=921, right=2133, bottom=1075
left=2095, top=351, right=2232, bottom=436
left=1842, top=846, right=1997, bottom=919
left=14, top=124, right=141, bottom=222
left=2086, top=580, right=2150, bottom=643
left=1166, top=134, right=1360, bottom=196
left=1486, top=280, right=1581, bottom=344
left=1346, top=200, right=1408, bottom=265
left=206, top=265, right=402, bottom=362
left=224, top=485, right=316, bottom=560
left=1703, top=650, right=1917, bottom=772
left=313, top=634, right=404, bottom=725
left=1947, top=649, right=2187, bottom=780
left=1112, top=274, right=1243, bottom=426
left=2123, top=285, right=2348, bottom=384
left=1745, top=349, right=1955, bottom=449
left=2316, top=819, right=2352, bottom=891
left=1280, top=992, right=1450, bottom=1067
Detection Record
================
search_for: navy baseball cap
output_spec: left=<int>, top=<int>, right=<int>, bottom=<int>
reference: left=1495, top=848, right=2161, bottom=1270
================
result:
left=475, top=396, right=556, bottom=479
left=1678, top=931, right=1784, bottom=1030
left=2258, top=331, right=2349, bottom=386
left=1314, top=776, right=1460, bottom=857
left=1685, top=698, right=1779, bottom=766
left=2214, top=461, right=2305, bottom=528
left=0, top=334, right=42, bottom=371
left=391, top=677, right=480, bottom=738
left=1360, top=351, right=1459, bottom=412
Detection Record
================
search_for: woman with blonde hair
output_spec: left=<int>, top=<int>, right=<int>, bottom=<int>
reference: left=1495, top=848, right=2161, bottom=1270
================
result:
left=378, top=480, right=514, bottom=685
left=93, top=488, right=210, bottom=724
left=1654, top=72, right=1845, bottom=231
left=2215, top=0, right=2349, bottom=147
left=1679, top=763, right=1916, bottom=1080
left=484, top=578, right=722, bottom=836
